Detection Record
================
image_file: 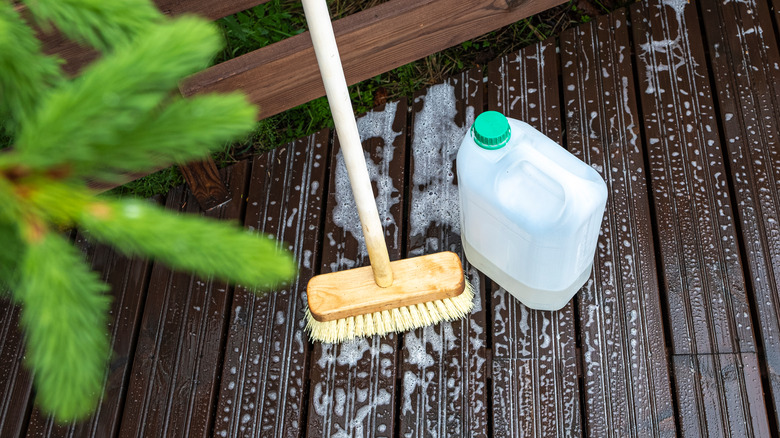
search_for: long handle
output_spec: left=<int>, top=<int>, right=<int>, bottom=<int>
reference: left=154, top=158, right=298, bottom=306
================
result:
left=302, top=0, right=393, bottom=287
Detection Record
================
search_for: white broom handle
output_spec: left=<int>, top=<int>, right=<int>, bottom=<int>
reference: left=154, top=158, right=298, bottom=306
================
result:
left=302, top=0, right=393, bottom=287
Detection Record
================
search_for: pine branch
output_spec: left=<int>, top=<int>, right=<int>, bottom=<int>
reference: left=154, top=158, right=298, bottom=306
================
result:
left=12, top=16, right=227, bottom=176
left=21, top=0, right=162, bottom=53
left=26, top=182, right=296, bottom=290
left=0, top=2, right=63, bottom=135
left=16, top=231, right=111, bottom=422
left=81, top=93, right=257, bottom=183
left=79, top=198, right=297, bottom=290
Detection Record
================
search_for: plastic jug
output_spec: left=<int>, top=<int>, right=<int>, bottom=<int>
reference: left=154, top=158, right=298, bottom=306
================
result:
left=457, top=112, right=607, bottom=311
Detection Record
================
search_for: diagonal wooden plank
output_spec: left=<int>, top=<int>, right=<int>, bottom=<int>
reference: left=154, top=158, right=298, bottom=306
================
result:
left=631, top=0, right=770, bottom=434
left=486, top=39, right=581, bottom=437
left=306, top=100, right=407, bottom=438
left=699, top=0, right=780, bottom=422
left=562, top=11, right=676, bottom=436
left=119, top=162, right=248, bottom=438
left=25, top=233, right=152, bottom=438
left=0, top=300, right=34, bottom=438
left=214, top=132, right=328, bottom=437
left=399, top=69, right=488, bottom=437
left=181, top=0, right=567, bottom=119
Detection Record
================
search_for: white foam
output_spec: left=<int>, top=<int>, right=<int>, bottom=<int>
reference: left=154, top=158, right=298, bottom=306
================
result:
left=410, top=82, right=475, bottom=240
left=331, top=102, right=402, bottom=264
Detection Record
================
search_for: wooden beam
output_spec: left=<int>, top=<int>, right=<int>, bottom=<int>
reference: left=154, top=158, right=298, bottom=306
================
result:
left=181, top=0, right=567, bottom=119
left=178, top=159, right=232, bottom=211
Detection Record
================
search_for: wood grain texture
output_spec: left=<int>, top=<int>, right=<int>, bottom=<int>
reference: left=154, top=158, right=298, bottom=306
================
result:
left=118, top=162, right=248, bottom=438
left=399, top=69, right=488, bottom=437
left=179, top=159, right=231, bottom=212
left=699, top=0, right=780, bottom=421
left=212, top=132, right=328, bottom=438
left=25, top=233, right=152, bottom=438
left=307, top=251, right=465, bottom=321
left=181, top=0, right=567, bottom=119
left=306, top=100, right=407, bottom=438
left=631, top=0, right=770, bottom=434
left=486, top=39, right=581, bottom=437
left=0, top=300, right=34, bottom=438
left=563, top=11, right=676, bottom=436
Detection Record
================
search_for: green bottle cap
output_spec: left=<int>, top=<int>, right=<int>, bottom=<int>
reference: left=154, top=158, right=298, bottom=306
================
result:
left=472, top=111, right=511, bottom=150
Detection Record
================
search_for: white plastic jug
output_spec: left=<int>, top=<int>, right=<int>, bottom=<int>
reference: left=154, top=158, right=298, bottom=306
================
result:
left=457, top=112, right=607, bottom=311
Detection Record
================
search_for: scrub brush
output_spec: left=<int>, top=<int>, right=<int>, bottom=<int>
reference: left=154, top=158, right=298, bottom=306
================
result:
left=301, top=0, right=474, bottom=344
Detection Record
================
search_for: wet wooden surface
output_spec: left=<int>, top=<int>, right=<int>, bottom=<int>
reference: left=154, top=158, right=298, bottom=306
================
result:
left=306, top=101, right=407, bottom=437
left=3, top=0, right=780, bottom=435
left=487, top=40, right=581, bottom=437
left=563, top=10, right=677, bottom=436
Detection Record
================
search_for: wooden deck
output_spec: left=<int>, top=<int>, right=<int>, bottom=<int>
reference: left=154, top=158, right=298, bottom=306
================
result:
left=3, top=0, right=780, bottom=435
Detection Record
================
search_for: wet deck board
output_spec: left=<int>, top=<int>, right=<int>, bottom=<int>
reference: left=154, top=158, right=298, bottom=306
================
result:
left=118, top=163, right=248, bottom=437
left=0, top=301, right=33, bottom=437
left=214, top=133, right=329, bottom=437
left=632, top=0, right=770, bottom=434
left=4, top=0, right=780, bottom=435
left=306, top=101, right=407, bottom=438
left=486, top=40, right=581, bottom=437
left=399, top=69, right=489, bottom=437
left=699, top=0, right=780, bottom=422
left=562, top=10, right=676, bottom=436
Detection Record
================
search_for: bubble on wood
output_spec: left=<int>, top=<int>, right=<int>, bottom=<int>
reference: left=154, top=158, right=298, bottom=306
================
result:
left=332, top=102, right=402, bottom=263
left=410, top=82, right=475, bottom=239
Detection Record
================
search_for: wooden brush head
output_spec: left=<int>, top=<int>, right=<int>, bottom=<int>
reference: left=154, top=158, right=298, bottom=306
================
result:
left=306, top=251, right=466, bottom=322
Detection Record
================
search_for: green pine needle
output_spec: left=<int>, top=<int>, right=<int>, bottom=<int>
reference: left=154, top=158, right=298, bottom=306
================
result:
left=0, top=2, right=63, bottom=134
left=14, top=16, right=227, bottom=177
left=80, top=198, right=296, bottom=290
left=87, top=93, right=257, bottom=183
left=21, top=0, right=163, bottom=53
left=17, top=232, right=111, bottom=422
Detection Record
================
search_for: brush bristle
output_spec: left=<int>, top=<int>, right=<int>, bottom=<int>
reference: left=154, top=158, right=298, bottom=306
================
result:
left=305, top=281, right=475, bottom=343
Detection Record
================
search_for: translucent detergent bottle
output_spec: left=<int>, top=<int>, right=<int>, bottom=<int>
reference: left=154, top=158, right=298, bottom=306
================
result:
left=457, top=112, right=608, bottom=311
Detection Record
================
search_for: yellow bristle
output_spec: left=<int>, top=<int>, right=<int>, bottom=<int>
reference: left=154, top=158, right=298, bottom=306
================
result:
left=425, top=301, right=441, bottom=322
left=305, top=280, right=476, bottom=343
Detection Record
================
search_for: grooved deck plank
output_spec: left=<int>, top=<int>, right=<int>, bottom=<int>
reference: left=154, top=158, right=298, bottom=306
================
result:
left=563, top=11, right=675, bottom=436
left=631, top=0, right=770, bottom=434
left=306, top=101, right=407, bottom=438
left=25, top=234, right=152, bottom=438
left=0, top=300, right=33, bottom=438
left=119, top=163, right=248, bottom=438
left=399, top=69, right=488, bottom=437
left=699, top=0, right=780, bottom=421
left=486, top=39, right=581, bottom=437
left=213, top=133, right=329, bottom=437
left=673, top=353, right=768, bottom=437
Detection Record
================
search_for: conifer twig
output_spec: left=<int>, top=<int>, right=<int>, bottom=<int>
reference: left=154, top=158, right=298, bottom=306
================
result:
left=21, top=0, right=163, bottom=53
left=0, top=1, right=63, bottom=134
left=17, top=231, right=111, bottom=421
left=11, top=17, right=232, bottom=178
